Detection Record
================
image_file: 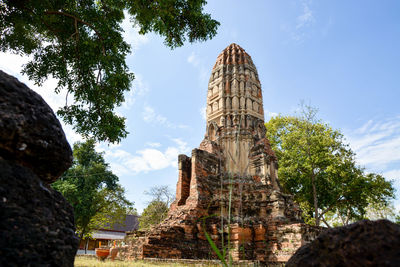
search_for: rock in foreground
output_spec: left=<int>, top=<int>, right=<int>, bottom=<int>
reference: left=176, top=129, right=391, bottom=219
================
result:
left=0, top=70, right=72, bottom=183
left=286, top=219, right=400, bottom=267
left=0, top=70, right=78, bottom=266
left=0, top=159, right=79, bottom=266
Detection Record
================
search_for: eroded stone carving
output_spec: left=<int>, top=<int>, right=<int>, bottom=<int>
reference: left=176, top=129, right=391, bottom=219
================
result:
left=0, top=70, right=78, bottom=266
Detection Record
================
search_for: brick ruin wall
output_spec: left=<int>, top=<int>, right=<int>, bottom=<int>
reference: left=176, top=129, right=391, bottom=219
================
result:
left=120, top=148, right=320, bottom=265
left=119, top=44, right=321, bottom=265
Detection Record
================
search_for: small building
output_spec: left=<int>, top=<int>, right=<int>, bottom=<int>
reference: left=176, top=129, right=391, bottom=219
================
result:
left=78, top=215, right=139, bottom=253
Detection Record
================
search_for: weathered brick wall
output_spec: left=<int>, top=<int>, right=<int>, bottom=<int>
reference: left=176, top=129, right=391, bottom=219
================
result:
left=175, top=154, right=191, bottom=206
left=124, top=44, right=322, bottom=266
left=265, top=222, right=320, bottom=264
left=123, top=148, right=321, bottom=265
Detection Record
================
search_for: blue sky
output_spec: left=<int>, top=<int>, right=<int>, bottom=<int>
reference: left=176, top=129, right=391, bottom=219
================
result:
left=1, top=0, right=400, bottom=213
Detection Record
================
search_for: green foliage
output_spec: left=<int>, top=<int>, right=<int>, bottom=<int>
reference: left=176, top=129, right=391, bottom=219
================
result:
left=202, top=216, right=228, bottom=267
left=0, top=0, right=219, bottom=143
left=395, top=214, right=400, bottom=224
left=74, top=257, right=219, bottom=266
left=363, top=199, right=396, bottom=221
left=139, top=200, right=168, bottom=230
left=52, top=139, right=133, bottom=240
left=139, top=185, right=174, bottom=230
left=265, top=104, right=395, bottom=227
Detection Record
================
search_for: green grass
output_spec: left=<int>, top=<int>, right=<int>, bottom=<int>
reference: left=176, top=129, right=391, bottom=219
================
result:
left=74, top=257, right=222, bottom=267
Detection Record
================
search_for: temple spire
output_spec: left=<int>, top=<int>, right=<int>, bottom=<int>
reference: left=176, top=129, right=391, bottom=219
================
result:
left=204, top=43, right=267, bottom=175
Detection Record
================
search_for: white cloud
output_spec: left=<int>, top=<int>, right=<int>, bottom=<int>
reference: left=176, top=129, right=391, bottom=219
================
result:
left=171, top=138, right=190, bottom=153
left=120, top=73, right=149, bottom=110
left=100, top=138, right=190, bottom=176
left=296, top=1, right=314, bottom=30
left=187, top=52, right=209, bottom=85
left=142, top=104, right=187, bottom=129
left=0, top=52, right=30, bottom=75
left=356, top=119, right=374, bottom=135
left=187, top=52, right=200, bottom=67
left=265, top=110, right=278, bottom=121
left=62, top=123, right=84, bottom=145
left=146, top=142, right=162, bottom=148
left=345, top=116, right=400, bottom=171
left=121, top=12, right=149, bottom=51
left=281, top=0, right=315, bottom=43
left=0, top=53, right=65, bottom=111
left=200, top=106, right=207, bottom=121
left=383, top=169, right=400, bottom=181
left=395, top=203, right=400, bottom=213
left=0, top=52, right=84, bottom=144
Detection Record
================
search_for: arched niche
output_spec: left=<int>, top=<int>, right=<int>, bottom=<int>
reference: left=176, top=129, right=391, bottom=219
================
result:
left=253, top=101, right=259, bottom=112
left=252, top=84, right=257, bottom=96
left=220, top=116, right=226, bottom=127
left=240, top=96, right=245, bottom=109
left=257, top=122, right=266, bottom=138
left=232, top=80, right=238, bottom=95
left=213, top=101, right=219, bottom=112
left=240, top=81, right=245, bottom=95
left=208, top=123, right=216, bottom=141
left=208, top=122, right=219, bottom=141
left=246, top=98, right=253, bottom=110
left=225, top=97, right=231, bottom=110
left=213, top=85, right=218, bottom=96
left=232, top=96, right=239, bottom=110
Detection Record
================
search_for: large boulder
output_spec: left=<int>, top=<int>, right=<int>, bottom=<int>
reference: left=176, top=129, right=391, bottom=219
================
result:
left=0, top=159, right=79, bottom=266
left=286, top=219, right=400, bottom=267
left=0, top=70, right=78, bottom=266
left=0, top=70, right=72, bottom=183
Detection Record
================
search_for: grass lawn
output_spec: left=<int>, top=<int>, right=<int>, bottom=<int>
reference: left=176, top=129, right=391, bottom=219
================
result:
left=74, top=257, right=221, bottom=267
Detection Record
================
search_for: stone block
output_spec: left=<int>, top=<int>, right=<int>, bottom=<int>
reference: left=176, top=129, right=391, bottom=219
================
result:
left=0, top=70, right=72, bottom=183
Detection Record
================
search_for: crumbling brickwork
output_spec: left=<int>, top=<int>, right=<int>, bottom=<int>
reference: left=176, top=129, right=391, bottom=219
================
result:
left=121, top=44, right=320, bottom=266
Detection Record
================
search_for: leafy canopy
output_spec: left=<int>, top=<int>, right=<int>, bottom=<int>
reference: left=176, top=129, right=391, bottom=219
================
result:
left=139, top=200, right=169, bottom=230
left=0, top=0, right=219, bottom=143
left=265, top=104, right=395, bottom=227
left=139, top=185, right=174, bottom=230
left=52, top=139, right=134, bottom=240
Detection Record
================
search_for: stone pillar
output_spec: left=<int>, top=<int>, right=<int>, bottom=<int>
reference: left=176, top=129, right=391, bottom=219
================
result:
left=176, top=154, right=191, bottom=206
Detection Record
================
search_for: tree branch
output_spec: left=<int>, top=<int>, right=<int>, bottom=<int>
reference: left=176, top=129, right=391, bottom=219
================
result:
left=321, top=216, right=332, bottom=228
left=44, top=10, right=106, bottom=55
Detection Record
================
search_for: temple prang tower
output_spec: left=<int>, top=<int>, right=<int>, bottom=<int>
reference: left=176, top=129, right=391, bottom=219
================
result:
left=121, top=44, right=320, bottom=265
left=203, top=43, right=279, bottom=189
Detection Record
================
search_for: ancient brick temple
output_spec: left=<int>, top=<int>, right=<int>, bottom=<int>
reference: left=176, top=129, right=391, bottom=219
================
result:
left=122, top=44, right=319, bottom=265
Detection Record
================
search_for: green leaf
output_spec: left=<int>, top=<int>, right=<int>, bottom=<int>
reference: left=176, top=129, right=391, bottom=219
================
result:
left=52, top=139, right=133, bottom=241
left=1, top=0, right=219, bottom=143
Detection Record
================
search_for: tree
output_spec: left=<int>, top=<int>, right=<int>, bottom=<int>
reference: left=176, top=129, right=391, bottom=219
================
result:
left=139, top=200, right=169, bottom=230
left=265, top=104, right=395, bottom=227
left=139, top=185, right=174, bottom=230
left=144, top=184, right=174, bottom=207
left=396, top=214, right=400, bottom=225
left=52, top=139, right=133, bottom=244
left=327, top=173, right=395, bottom=226
left=0, top=0, right=219, bottom=143
left=364, top=200, right=396, bottom=221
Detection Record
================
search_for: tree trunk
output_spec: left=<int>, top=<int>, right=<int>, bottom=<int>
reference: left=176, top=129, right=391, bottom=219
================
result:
left=321, top=216, right=331, bottom=228
left=79, top=226, right=87, bottom=253
left=311, top=172, right=319, bottom=226
left=85, top=238, right=89, bottom=254
left=345, top=209, right=350, bottom=225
